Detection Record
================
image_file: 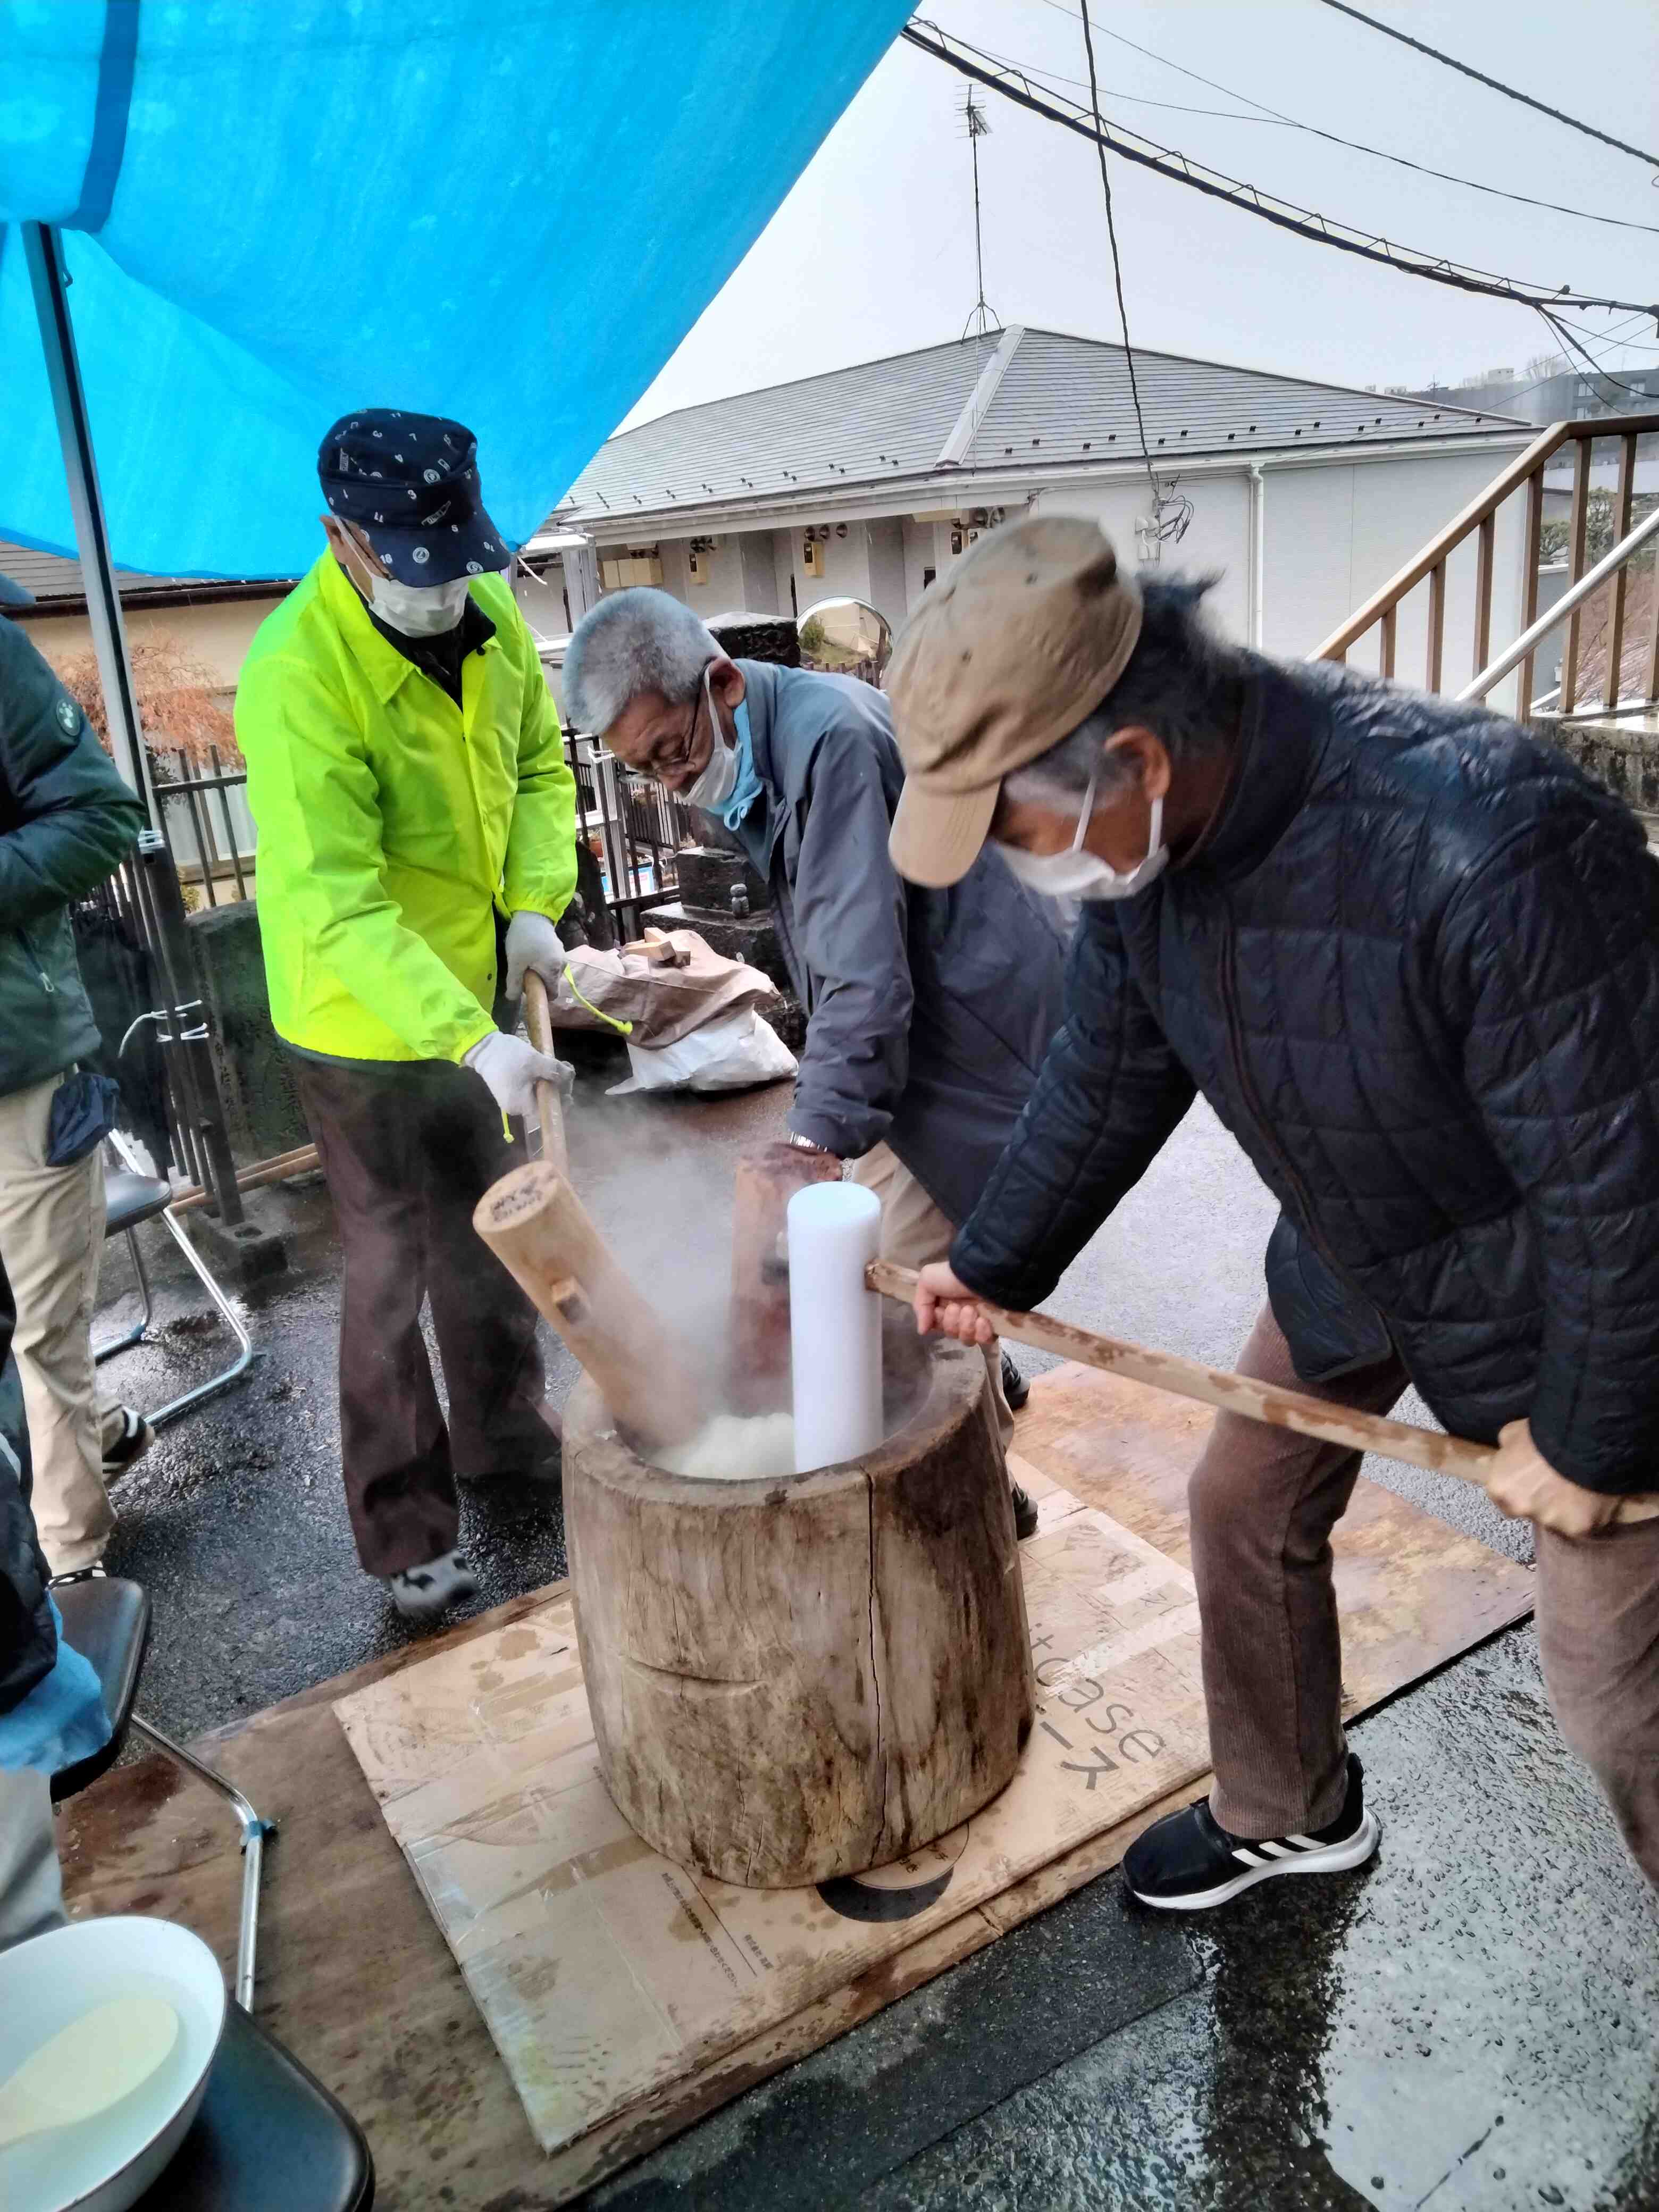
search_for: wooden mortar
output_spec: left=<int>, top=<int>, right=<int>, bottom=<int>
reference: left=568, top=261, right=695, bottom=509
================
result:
left=563, top=1328, right=1035, bottom=1888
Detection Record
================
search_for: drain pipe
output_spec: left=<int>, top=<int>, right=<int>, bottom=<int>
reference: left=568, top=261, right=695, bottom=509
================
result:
left=1246, top=462, right=1268, bottom=649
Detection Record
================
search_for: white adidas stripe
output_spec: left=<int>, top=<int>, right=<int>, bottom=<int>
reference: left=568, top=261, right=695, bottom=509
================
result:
left=1230, top=1846, right=1271, bottom=1867
left=1258, top=1841, right=1296, bottom=1859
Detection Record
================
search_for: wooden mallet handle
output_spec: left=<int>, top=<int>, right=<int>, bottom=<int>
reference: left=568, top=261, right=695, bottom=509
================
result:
left=522, top=969, right=569, bottom=1182
left=866, top=1260, right=1659, bottom=1526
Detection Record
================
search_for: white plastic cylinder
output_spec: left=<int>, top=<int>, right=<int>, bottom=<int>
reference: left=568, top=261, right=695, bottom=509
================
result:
left=787, top=1181, right=884, bottom=1473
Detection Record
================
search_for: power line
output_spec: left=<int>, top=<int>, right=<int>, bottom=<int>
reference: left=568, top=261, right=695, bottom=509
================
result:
left=1317, top=0, right=1659, bottom=172
left=1076, top=3, right=1150, bottom=487
left=902, top=21, right=1655, bottom=321
left=1536, top=309, right=1659, bottom=404
left=1011, top=0, right=1659, bottom=235
left=1075, top=0, right=1191, bottom=552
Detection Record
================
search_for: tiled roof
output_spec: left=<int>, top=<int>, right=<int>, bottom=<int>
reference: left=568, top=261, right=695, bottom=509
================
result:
left=552, top=325, right=1521, bottom=527
left=0, top=540, right=293, bottom=611
left=0, top=541, right=185, bottom=605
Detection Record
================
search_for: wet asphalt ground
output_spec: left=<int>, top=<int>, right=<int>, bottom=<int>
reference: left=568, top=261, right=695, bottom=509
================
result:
left=91, top=1068, right=1659, bottom=2211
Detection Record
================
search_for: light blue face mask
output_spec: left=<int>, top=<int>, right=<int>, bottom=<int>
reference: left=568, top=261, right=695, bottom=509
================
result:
left=683, top=671, right=765, bottom=828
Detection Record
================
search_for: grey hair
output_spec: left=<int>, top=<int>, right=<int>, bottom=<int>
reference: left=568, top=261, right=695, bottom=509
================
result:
left=1002, top=574, right=1242, bottom=810
left=563, top=588, right=718, bottom=734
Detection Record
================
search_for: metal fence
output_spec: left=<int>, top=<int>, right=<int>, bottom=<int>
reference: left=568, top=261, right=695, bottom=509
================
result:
left=563, top=726, right=694, bottom=935
left=143, top=730, right=693, bottom=935
left=151, top=743, right=256, bottom=910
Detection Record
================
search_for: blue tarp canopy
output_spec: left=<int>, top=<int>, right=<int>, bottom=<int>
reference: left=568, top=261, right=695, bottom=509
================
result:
left=0, top=0, right=908, bottom=580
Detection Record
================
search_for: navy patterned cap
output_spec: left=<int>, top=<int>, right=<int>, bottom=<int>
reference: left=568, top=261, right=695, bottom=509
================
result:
left=317, top=410, right=509, bottom=585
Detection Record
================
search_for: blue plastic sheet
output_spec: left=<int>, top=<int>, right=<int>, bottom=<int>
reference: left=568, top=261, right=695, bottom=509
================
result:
left=0, top=0, right=908, bottom=579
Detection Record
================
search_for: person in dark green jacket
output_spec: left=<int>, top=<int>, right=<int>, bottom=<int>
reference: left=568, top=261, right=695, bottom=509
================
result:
left=0, top=601, right=146, bottom=1576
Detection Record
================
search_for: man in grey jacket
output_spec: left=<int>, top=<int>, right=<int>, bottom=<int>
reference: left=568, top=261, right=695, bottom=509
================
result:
left=564, top=590, right=1069, bottom=1507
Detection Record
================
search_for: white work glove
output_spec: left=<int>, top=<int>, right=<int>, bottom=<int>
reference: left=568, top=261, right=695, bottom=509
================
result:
left=464, top=1031, right=571, bottom=1126
left=503, top=909, right=564, bottom=1000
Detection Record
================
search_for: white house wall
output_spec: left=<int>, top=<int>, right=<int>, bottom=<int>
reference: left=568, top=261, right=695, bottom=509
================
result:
left=866, top=518, right=908, bottom=626
left=1032, top=474, right=1252, bottom=642
left=1260, top=446, right=1528, bottom=705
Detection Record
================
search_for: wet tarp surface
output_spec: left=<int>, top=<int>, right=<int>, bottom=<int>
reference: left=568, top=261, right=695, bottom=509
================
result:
left=0, top=0, right=908, bottom=578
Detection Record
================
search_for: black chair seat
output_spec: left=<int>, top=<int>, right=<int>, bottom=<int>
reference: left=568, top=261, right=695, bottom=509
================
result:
left=49, top=1575, right=151, bottom=1802
left=105, top=1166, right=175, bottom=1235
left=138, top=2002, right=374, bottom=2211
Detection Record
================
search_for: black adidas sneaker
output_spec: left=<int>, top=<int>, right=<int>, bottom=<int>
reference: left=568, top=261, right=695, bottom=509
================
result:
left=1125, top=1754, right=1378, bottom=1911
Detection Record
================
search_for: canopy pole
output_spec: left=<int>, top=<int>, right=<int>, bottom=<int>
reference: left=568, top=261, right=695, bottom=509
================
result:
left=21, top=221, right=153, bottom=825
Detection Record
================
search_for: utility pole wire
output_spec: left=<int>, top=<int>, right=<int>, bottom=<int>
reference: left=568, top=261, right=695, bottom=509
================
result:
left=901, top=21, right=1655, bottom=321
left=1019, top=0, right=1659, bottom=235
left=1076, top=0, right=1154, bottom=507
left=1317, top=0, right=1659, bottom=173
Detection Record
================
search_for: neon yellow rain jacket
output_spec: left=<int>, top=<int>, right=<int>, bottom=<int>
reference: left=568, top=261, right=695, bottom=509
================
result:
left=236, top=556, right=576, bottom=1063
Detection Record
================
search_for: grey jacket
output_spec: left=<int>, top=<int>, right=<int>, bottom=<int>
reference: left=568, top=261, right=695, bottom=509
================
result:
left=737, top=661, right=1068, bottom=1228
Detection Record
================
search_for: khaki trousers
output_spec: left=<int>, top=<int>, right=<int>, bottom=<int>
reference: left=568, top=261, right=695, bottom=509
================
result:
left=850, top=1143, right=1015, bottom=1453
left=1189, top=1303, right=1659, bottom=1891
left=0, top=1074, right=111, bottom=1575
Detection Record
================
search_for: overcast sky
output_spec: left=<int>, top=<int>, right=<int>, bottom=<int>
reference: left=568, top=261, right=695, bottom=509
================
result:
left=623, top=0, right=1658, bottom=432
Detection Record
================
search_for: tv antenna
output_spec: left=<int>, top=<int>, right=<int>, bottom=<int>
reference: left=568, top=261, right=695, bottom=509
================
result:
left=961, top=87, right=1001, bottom=339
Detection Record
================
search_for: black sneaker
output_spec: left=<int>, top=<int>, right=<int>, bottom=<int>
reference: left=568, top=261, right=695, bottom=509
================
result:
left=388, top=1548, right=479, bottom=1623
left=102, top=1405, right=155, bottom=1484
left=1000, top=1349, right=1030, bottom=1412
left=1010, top=1481, right=1038, bottom=1541
left=1125, top=1754, right=1378, bottom=1911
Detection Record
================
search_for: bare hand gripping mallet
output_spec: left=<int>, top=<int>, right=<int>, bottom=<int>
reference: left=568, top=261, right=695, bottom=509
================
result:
left=865, top=1261, right=1659, bottom=1526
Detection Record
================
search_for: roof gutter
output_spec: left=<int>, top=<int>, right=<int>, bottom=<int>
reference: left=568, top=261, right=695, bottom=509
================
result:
left=7, top=576, right=296, bottom=622
left=553, top=430, right=1534, bottom=543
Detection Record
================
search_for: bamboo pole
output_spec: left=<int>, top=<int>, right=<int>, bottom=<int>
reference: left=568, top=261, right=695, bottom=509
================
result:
left=171, top=1143, right=320, bottom=1213
left=866, top=1261, right=1659, bottom=1526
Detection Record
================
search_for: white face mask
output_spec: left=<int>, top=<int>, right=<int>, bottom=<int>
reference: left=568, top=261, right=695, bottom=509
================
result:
left=364, top=571, right=473, bottom=637
left=998, top=770, right=1169, bottom=902
left=681, top=669, right=738, bottom=809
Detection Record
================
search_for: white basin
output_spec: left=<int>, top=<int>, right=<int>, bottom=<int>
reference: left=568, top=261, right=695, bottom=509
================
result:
left=0, top=1915, right=226, bottom=2211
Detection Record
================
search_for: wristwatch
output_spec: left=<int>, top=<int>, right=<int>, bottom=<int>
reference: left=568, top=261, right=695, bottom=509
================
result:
left=786, top=1130, right=836, bottom=1158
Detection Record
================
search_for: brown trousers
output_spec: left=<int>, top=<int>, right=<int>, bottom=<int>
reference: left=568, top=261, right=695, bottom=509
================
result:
left=294, top=1055, right=556, bottom=1578
left=1189, top=1303, right=1659, bottom=1889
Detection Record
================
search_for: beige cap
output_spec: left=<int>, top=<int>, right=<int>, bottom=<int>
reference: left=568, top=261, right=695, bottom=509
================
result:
left=886, top=517, right=1142, bottom=885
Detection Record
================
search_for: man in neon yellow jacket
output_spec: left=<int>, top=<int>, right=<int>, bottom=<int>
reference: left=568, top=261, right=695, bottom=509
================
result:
left=237, top=412, right=576, bottom=1622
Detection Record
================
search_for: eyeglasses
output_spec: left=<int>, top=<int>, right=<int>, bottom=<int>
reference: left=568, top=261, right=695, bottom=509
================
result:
left=647, top=670, right=711, bottom=779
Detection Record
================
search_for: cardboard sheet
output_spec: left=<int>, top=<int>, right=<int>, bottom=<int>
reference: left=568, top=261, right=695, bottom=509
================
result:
left=335, top=1485, right=1216, bottom=2157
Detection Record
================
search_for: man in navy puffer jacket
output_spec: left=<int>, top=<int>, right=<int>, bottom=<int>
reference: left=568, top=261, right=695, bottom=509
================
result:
left=887, top=518, right=1659, bottom=1909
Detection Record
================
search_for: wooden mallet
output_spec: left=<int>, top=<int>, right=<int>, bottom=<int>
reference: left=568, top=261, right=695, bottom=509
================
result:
left=866, top=1260, right=1659, bottom=1526
left=521, top=969, right=569, bottom=1182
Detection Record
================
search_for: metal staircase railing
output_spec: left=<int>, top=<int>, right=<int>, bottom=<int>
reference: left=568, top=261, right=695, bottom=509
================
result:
left=1313, top=412, right=1659, bottom=720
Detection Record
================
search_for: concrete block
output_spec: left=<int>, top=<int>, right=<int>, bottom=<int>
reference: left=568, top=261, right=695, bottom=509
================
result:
left=672, top=844, right=771, bottom=916
left=183, top=1189, right=291, bottom=1290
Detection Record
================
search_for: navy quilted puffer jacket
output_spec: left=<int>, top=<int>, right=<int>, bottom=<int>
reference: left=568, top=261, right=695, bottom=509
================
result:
left=951, top=655, right=1659, bottom=1496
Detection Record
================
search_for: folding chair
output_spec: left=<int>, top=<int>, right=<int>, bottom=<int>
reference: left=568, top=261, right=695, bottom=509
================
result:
left=51, top=1574, right=274, bottom=2012
left=94, top=1130, right=253, bottom=1426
